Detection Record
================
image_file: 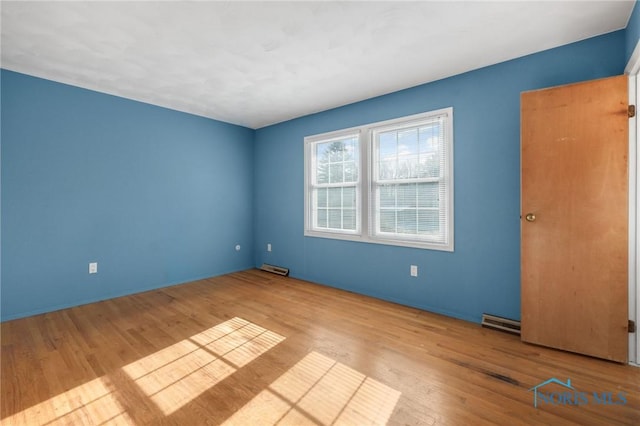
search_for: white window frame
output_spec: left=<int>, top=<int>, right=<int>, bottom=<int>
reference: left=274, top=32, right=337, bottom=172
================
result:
left=304, top=128, right=362, bottom=238
left=304, top=107, right=454, bottom=251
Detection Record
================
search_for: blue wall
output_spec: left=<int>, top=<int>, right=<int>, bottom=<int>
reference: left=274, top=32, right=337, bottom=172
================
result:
left=627, top=0, right=640, bottom=62
left=253, top=31, right=626, bottom=323
left=1, top=30, right=630, bottom=323
left=1, top=70, right=255, bottom=321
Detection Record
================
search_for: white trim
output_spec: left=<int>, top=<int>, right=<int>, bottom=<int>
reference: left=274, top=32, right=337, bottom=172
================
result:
left=626, top=41, right=640, bottom=75
left=628, top=73, right=638, bottom=366
left=627, top=41, right=640, bottom=366
left=304, top=126, right=363, bottom=144
left=304, top=129, right=361, bottom=237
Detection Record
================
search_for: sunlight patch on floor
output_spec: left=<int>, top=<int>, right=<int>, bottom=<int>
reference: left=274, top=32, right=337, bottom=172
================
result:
left=123, top=317, right=285, bottom=415
left=3, top=376, right=132, bottom=426
left=223, top=351, right=401, bottom=425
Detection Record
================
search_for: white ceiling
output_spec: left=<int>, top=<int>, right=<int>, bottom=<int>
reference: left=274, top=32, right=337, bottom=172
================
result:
left=1, top=1, right=635, bottom=129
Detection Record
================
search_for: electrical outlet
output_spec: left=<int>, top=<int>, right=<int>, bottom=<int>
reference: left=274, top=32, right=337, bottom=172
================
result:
left=410, top=265, right=418, bottom=277
left=89, top=262, right=98, bottom=274
left=267, top=243, right=272, bottom=252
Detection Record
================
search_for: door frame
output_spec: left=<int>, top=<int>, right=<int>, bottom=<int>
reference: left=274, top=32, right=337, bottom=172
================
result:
left=625, top=42, right=640, bottom=366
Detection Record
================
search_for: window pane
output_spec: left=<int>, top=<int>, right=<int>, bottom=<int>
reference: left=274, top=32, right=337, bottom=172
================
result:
left=398, top=155, right=419, bottom=179
left=379, top=132, right=396, bottom=157
left=328, top=209, right=342, bottom=228
left=378, top=132, right=396, bottom=181
left=317, top=209, right=327, bottom=228
left=328, top=187, right=342, bottom=207
left=344, top=161, right=357, bottom=182
left=343, top=209, right=356, bottom=230
left=379, top=210, right=396, bottom=233
left=343, top=187, right=356, bottom=208
left=344, top=139, right=357, bottom=162
left=418, top=209, right=439, bottom=234
left=317, top=188, right=327, bottom=208
left=379, top=159, right=396, bottom=180
left=328, top=164, right=343, bottom=183
left=379, top=185, right=396, bottom=208
left=418, top=124, right=441, bottom=178
left=378, top=128, right=427, bottom=180
left=316, top=143, right=330, bottom=161
left=316, top=163, right=329, bottom=184
left=416, top=154, right=435, bottom=178
left=420, top=152, right=439, bottom=178
left=397, top=184, right=416, bottom=208
left=315, top=137, right=360, bottom=185
left=308, top=135, right=360, bottom=234
left=398, top=128, right=418, bottom=156
left=329, top=142, right=344, bottom=162
left=419, top=125, right=439, bottom=153
left=417, top=183, right=438, bottom=208
left=397, top=209, right=417, bottom=234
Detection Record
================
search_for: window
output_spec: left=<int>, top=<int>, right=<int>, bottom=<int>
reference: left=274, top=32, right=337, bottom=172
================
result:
left=305, top=108, right=453, bottom=251
left=305, top=131, right=360, bottom=235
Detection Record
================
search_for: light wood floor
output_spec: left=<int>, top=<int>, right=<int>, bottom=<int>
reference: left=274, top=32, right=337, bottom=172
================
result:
left=1, top=269, right=639, bottom=425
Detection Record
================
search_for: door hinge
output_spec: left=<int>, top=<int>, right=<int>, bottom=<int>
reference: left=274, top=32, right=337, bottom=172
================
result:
left=630, top=320, right=636, bottom=333
left=629, top=105, right=636, bottom=118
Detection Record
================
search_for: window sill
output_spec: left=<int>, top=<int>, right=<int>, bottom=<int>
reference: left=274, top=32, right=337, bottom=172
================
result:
left=304, top=230, right=454, bottom=252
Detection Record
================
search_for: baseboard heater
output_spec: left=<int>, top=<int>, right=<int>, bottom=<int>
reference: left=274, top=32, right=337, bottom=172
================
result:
left=481, top=313, right=521, bottom=335
left=259, top=263, right=290, bottom=277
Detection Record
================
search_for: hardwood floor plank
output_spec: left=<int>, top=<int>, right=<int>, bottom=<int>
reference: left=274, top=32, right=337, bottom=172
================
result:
left=2, top=269, right=639, bottom=425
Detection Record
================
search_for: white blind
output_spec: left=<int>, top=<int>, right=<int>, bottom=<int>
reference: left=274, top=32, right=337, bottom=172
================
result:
left=372, top=113, right=450, bottom=244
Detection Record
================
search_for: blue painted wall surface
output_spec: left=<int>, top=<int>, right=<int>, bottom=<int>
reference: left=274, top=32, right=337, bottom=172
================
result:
left=1, top=70, right=255, bottom=321
left=253, top=31, right=626, bottom=323
left=626, top=0, right=640, bottom=62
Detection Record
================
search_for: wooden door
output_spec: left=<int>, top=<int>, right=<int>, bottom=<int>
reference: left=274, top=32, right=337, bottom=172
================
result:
left=521, top=75, right=629, bottom=363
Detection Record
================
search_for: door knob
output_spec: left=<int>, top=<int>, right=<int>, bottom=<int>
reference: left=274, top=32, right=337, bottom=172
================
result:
left=525, top=213, right=536, bottom=222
